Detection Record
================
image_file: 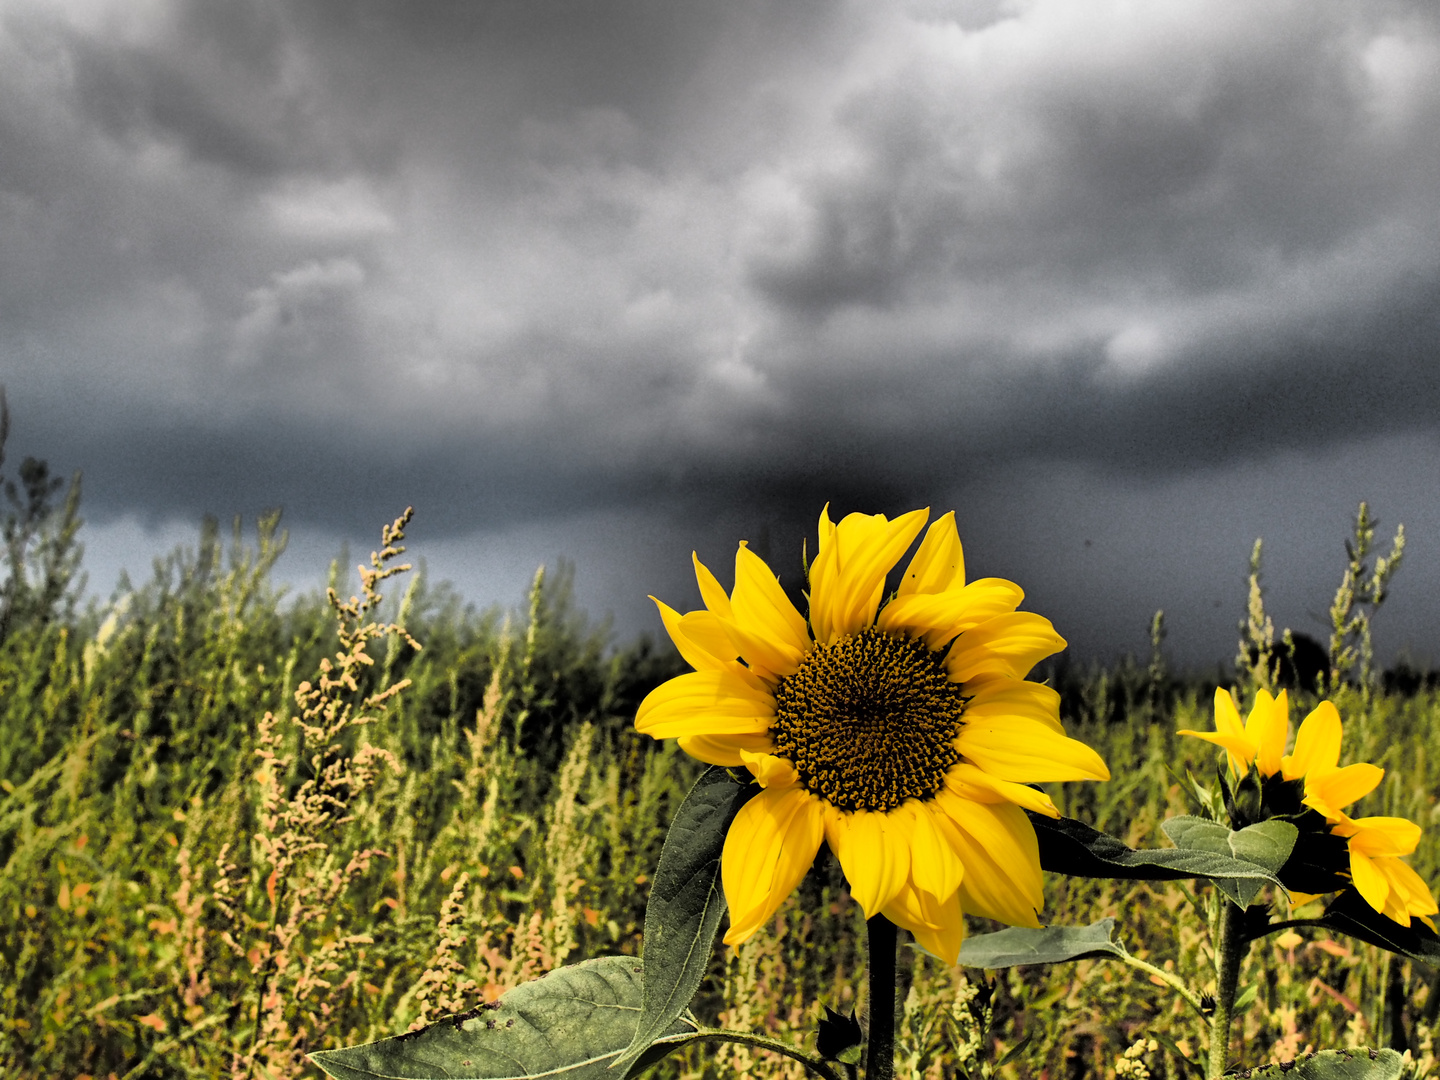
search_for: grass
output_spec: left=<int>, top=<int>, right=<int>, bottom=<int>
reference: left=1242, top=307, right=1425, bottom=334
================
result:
left=0, top=469, right=1435, bottom=1077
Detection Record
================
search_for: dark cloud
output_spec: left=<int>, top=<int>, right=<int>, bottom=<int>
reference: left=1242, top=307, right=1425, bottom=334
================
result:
left=3, top=0, right=1440, bottom=663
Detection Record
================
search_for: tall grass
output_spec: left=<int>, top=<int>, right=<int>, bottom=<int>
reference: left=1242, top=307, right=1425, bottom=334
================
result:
left=0, top=459, right=1435, bottom=1076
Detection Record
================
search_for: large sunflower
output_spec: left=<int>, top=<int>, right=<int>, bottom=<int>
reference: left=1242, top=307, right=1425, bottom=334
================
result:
left=1180, top=689, right=1437, bottom=928
left=635, top=507, right=1109, bottom=963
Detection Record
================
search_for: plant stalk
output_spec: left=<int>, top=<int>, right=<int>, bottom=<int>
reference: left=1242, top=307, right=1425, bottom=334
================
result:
left=864, top=914, right=897, bottom=1080
left=1207, top=899, right=1247, bottom=1079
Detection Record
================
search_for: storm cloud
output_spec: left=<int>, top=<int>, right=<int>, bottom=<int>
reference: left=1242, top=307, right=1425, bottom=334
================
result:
left=3, top=0, right=1439, bottom=664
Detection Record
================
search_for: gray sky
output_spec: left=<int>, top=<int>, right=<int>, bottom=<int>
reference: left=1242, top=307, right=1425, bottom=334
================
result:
left=3, top=0, right=1439, bottom=668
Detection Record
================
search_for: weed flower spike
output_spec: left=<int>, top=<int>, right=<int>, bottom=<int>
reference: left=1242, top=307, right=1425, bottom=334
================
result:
left=635, top=506, right=1109, bottom=963
left=1180, top=689, right=1437, bottom=927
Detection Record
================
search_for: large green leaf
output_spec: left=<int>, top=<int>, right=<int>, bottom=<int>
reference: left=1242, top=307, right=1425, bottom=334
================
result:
left=309, top=957, right=695, bottom=1080
left=957, top=918, right=1126, bottom=969
left=612, top=766, right=757, bottom=1074
left=1247, top=1048, right=1404, bottom=1079
left=1161, top=817, right=1298, bottom=906
left=1028, top=812, right=1289, bottom=905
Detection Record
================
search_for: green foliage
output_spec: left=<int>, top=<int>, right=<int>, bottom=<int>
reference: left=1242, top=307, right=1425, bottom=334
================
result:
left=1, top=446, right=1438, bottom=1078
left=312, top=957, right=698, bottom=1080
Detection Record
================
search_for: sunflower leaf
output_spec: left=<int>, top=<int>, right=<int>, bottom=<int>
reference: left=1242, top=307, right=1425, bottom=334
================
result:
left=957, top=917, right=1127, bottom=968
left=1244, top=1048, right=1405, bottom=1079
left=308, top=956, right=696, bottom=1080
left=611, top=765, right=758, bottom=1074
left=1161, top=816, right=1298, bottom=905
left=1028, top=812, right=1288, bottom=905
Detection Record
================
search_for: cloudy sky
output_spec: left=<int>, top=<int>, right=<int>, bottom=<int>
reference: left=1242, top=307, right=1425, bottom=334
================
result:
left=3, top=0, right=1439, bottom=668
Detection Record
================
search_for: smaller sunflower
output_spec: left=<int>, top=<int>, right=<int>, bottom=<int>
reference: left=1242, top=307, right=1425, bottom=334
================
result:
left=1180, top=690, right=1437, bottom=928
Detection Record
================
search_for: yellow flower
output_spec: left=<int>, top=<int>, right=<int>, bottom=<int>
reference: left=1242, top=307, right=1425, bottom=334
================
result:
left=635, top=507, right=1109, bottom=963
left=1180, top=692, right=1437, bottom=928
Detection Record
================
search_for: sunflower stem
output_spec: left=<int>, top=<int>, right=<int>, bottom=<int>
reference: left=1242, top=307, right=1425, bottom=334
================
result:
left=1207, top=899, right=1248, bottom=1079
left=864, top=914, right=897, bottom=1080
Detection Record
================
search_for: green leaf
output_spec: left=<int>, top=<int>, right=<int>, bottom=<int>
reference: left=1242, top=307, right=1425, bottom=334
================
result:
left=1233, top=983, right=1259, bottom=1012
left=994, top=1032, right=1033, bottom=1069
left=1161, top=817, right=1298, bottom=905
left=308, top=956, right=696, bottom=1080
left=1029, top=812, right=1290, bottom=905
left=1247, top=1048, right=1405, bottom=1079
left=612, top=766, right=757, bottom=1074
left=957, top=917, right=1126, bottom=968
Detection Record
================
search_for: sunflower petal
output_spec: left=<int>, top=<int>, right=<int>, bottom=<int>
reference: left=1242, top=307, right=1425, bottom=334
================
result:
left=740, top=750, right=800, bottom=789
left=944, top=762, right=1059, bottom=817
left=897, top=512, right=965, bottom=596
left=1339, top=816, right=1421, bottom=858
left=635, top=670, right=775, bottom=739
left=1379, top=856, right=1439, bottom=919
left=810, top=509, right=929, bottom=644
left=721, top=787, right=825, bottom=946
left=652, top=597, right=733, bottom=671
left=727, top=543, right=810, bottom=679
left=963, top=676, right=1065, bottom=735
left=877, top=579, right=1025, bottom=650
left=677, top=732, right=775, bottom=767
left=1282, top=701, right=1342, bottom=781
left=885, top=883, right=967, bottom=964
left=1349, top=849, right=1391, bottom=917
left=937, top=792, right=1043, bottom=927
left=903, top=802, right=965, bottom=901
left=955, top=717, right=1110, bottom=783
left=1305, top=763, right=1385, bottom=818
left=1247, top=690, right=1289, bottom=778
left=946, top=613, right=1066, bottom=682
left=826, top=809, right=912, bottom=918
left=693, top=553, right=734, bottom=618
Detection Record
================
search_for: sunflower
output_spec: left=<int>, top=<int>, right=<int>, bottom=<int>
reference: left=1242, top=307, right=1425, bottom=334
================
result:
left=635, top=507, right=1109, bottom=963
left=1180, top=690, right=1436, bottom=928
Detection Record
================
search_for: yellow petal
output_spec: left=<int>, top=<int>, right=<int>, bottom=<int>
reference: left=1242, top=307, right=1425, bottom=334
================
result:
left=884, top=882, right=967, bottom=964
left=825, top=808, right=912, bottom=918
left=1178, top=729, right=1263, bottom=774
left=937, top=791, right=1043, bottom=927
left=1282, top=701, right=1342, bottom=781
left=962, top=676, right=1065, bottom=735
left=652, top=597, right=733, bottom=671
left=946, top=613, right=1066, bottom=682
left=693, top=553, right=734, bottom=618
left=721, top=787, right=825, bottom=946
left=1247, top=690, right=1289, bottom=778
left=897, top=512, right=965, bottom=596
left=1348, top=849, right=1391, bottom=917
left=1338, top=816, right=1421, bottom=858
left=955, top=717, right=1110, bottom=783
left=1213, top=687, right=1244, bottom=738
left=944, top=762, right=1059, bottom=818
left=1379, top=856, right=1439, bottom=919
left=740, top=750, right=800, bottom=789
left=876, top=579, right=1025, bottom=650
left=677, top=732, right=775, bottom=767
left=728, top=543, right=810, bottom=680
left=635, top=670, right=775, bottom=739
left=810, top=509, right=929, bottom=644
left=902, top=801, right=965, bottom=901
left=1305, top=763, right=1385, bottom=818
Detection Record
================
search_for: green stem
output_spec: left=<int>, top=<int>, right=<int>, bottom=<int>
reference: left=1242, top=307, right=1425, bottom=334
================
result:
left=1207, top=900, right=1248, bottom=1079
left=864, top=914, right=897, bottom=1080
left=1115, top=951, right=1209, bottom=1020
left=684, top=1030, right=847, bottom=1080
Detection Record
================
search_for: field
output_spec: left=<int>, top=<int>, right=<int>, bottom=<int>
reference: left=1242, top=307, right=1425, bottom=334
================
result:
left=1, top=490, right=1437, bottom=1079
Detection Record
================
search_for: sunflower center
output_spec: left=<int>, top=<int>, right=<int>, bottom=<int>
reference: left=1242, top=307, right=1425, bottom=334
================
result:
left=771, top=627, right=966, bottom=813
